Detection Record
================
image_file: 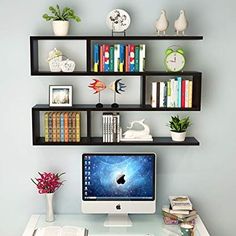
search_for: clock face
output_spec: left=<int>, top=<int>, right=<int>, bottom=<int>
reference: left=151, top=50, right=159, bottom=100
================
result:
left=165, top=52, right=185, bottom=72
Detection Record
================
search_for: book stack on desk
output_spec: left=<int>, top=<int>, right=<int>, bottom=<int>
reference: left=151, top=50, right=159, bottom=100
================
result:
left=162, top=195, right=197, bottom=225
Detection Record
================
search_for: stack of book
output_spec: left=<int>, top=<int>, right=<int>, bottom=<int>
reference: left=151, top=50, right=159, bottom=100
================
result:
left=151, top=77, right=193, bottom=108
left=44, top=112, right=80, bottom=143
left=93, top=44, right=145, bottom=72
left=102, top=112, right=120, bottom=143
left=162, top=196, right=197, bottom=225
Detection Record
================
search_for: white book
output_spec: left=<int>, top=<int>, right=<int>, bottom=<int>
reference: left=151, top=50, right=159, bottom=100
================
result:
left=169, top=195, right=193, bottom=211
left=159, top=82, right=165, bottom=107
left=170, top=79, right=175, bottom=107
left=114, top=44, right=120, bottom=72
left=173, top=80, right=178, bottom=107
left=35, top=226, right=88, bottom=236
left=117, top=114, right=120, bottom=142
left=188, top=80, right=193, bottom=108
left=139, top=44, right=146, bottom=72
left=102, top=115, right=105, bottom=142
left=167, top=81, right=171, bottom=108
left=151, top=82, right=157, bottom=108
left=110, top=114, right=113, bottom=142
left=185, top=80, right=189, bottom=108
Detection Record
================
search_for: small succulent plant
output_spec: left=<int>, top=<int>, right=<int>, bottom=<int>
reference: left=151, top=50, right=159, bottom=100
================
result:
left=168, top=115, right=191, bottom=132
left=42, top=4, right=81, bottom=22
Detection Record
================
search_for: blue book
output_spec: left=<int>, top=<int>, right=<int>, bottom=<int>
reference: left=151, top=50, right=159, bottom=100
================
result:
left=60, top=113, right=64, bottom=142
left=177, top=77, right=182, bottom=108
left=93, top=44, right=99, bottom=72
left=119, top=44, right=125, bottom=72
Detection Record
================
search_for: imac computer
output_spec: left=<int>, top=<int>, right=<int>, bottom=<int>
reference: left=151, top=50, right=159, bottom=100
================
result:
left=81, top=153, right=156, bottom=227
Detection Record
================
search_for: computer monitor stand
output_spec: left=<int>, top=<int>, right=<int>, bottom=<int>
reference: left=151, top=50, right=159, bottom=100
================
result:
left=104, top=214, right=133, bottom=227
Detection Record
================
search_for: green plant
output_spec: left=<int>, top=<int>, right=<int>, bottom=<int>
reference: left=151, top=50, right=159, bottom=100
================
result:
left=42, top=4, right=81, bottom=22
left=168, top=115, right=191, bottom=132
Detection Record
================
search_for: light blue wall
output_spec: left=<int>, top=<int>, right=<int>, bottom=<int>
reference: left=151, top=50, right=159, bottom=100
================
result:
left=1, top=0, right=235, bottom=235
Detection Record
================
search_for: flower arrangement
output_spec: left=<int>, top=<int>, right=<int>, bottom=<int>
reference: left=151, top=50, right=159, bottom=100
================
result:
left=31, top=172, right=65, bottom=194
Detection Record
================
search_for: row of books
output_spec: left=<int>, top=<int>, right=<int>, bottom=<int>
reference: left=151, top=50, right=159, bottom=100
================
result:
left=44, top=112, right=80, bottom=143
left=151, top=77, right=193, bottom=108
left=93, top=44, right=146, bottom=72
left=102, top=112, right=120, bottom=143
left=162, top=195, right=197, bottom=225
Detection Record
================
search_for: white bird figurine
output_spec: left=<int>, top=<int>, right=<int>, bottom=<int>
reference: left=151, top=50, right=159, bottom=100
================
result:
left=174, top=10, right=188, bottom=35
left=155, top=10, right=169, bottom=35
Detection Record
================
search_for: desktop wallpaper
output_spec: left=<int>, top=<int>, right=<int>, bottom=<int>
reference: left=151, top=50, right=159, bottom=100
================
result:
left=83, top=154, right=155, bottom=200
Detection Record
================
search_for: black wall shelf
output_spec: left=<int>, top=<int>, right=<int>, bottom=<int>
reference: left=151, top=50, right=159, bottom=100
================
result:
left=31, top=34, right=202, bottom=146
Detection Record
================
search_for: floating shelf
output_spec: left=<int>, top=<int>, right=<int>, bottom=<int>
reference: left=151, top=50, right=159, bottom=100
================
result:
left=34, top=137, right=199, bottom=146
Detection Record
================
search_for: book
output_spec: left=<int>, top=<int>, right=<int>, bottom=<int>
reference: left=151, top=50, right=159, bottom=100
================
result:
left=44, top=112, right=49, bottom=142
left=68, top=112, right=73, bottom=142
left=188, top=80, right=193, bottom=108
left=76, top=112, right=80, bottom=142
left=48, top=112, right=53, bottom=142
left=181, top=80, right=186, bottom=108
left=185, top=80, right=189, bottom=108
left=99, top=45, right=104, bottom=72
left=169, top=196, right=193, bottom=211
left=93, top=44, right=99, bottom=72
left=64, top=112, right=69, bottom=142
left=35, top=225, right=88, bottom=236
left=177, top=77, right=182, bottom=108
left=109, top=46, right=114, bottom=72
left=72, top=112, right=76, bottom=142
left=114, top=44, right=120, bottom=72
left=104, top=44, right=110, bottom=72
left=56, top=112, right=61, bottom=142
left=151, top=82, right=157, bottom=108
left=125, top=45, right=130, bottom=72
left=119, top=44, right=125, bottom=72
left=52, top=112, right=57, bottom=142
left=159, top=81, right=165, bottom=107
left=139, top=44, right=146, bottom=72
left=129, top=44, right=135, bottom=72
left=134, top=45, right=140, bottom=72
left=60, top=113, right=64, bottom=142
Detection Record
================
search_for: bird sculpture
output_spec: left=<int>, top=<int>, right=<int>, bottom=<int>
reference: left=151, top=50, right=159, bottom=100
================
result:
left=174, top=10, right=188, bottom=35
left=155, top=10, right=169, bottom=35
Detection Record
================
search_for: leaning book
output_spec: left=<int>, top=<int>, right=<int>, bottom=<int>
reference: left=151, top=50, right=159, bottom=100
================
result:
left=35, top=226, right=88, bottom=236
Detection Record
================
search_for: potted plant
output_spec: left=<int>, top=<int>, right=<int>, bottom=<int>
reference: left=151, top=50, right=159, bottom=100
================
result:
left=31, top=172, right=65, bottom=222
left=43, top=5, right=81, bottom=36
left=168, top=115, right=191, bottom=142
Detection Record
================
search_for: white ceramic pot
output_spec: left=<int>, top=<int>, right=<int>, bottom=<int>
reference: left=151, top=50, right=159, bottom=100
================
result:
left=45, top=193, right=54, bottom=222
left=170, top=131, right=186, bottom=142
left=52, top=21, right=69, bottom=36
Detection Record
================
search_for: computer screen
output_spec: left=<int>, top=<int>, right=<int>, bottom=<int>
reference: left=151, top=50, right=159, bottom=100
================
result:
left=82, top=153, right=155, bottom=201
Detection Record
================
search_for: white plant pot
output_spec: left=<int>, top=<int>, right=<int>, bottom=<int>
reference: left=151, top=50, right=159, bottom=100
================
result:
left=52, top=21, right=69, bottom=36
left=170, top=131, right=186, bottom=142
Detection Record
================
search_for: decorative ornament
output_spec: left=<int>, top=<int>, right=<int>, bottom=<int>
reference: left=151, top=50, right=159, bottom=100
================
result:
left=109, top=79, right=126, bottom=108
left=121, top=119, right=153, bottom=142
left=48, top=48, right=63, bottom=72
left=106, top=9, right=131, bottom=36
left=60, top=59, right=76, bottom=72
left=174, top=10, right=188, bottom=35
left=155, top=10, right=169, bottom=35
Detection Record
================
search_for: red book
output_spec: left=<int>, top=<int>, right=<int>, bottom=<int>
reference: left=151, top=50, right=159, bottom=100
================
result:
left=181, top=80, right=186, bottom=108
left=104, top=45, right=110, bottom=72
left=99, top=45, right=104, bottom=72
left=129, top=44, right=135, bottom=72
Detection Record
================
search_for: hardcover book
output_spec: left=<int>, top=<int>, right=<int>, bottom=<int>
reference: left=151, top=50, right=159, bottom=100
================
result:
left=169, top=196, right=193, bottom=211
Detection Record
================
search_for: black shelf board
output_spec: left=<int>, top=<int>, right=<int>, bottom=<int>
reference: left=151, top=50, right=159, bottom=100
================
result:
left=31, top=71, right=202, bottom=76
left=31, top=35, right=203, bottom=40
left=32, top=104, right=200, bottom=111
left=34, top=137, right=199, bottom=146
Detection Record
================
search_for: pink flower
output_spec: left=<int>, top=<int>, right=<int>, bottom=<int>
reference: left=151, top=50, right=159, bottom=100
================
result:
left=31, top=172, right=65, bottom=194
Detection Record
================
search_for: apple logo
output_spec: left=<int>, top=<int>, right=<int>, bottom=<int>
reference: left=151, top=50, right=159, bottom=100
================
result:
left=116, top=204, right=121, bottom=210
left=116, top=174, right=126, bottom=185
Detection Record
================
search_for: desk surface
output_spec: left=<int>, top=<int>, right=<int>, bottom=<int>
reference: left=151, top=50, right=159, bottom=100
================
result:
left=23, top=214, right=210, bottom=236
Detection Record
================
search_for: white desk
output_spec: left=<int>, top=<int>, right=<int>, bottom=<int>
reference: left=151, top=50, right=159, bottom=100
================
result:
left=22, top=214, right=210, bottom=236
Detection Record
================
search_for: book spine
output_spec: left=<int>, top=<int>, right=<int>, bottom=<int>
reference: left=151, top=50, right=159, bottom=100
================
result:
left=99, top=45, right=103, bottom=72
left=60, top=113, right=64, bottom=142
left=129, top=44, right=135, bottom=72
left=93, top=44, right=99, bottom=72
left=68, top=112, right=73, bottom=142
left=76, top=112, right=80, bottom=142
left=125, top=45, right=129, bottom=72
left=167, top=80, right=171, bottom=108
left=104, top=44, right=110, bottom=72
left=52, top=112, right=57, bottom=142
left=185, top=80, right=189, bottom=108
left=174, top=79, right=178, bottom=107
left=181, top=80, right=186, bottom=108
left=109, top=114, right=113, bottom=142
left=113, top=114, right=117, bottom=143
left=102, top=114, right=105, bottom=142
left=135, top=45, right=140, bottom=72
left=64, top=112, right=69, bottom=142
left=114, top=44, right=120, bottom=72
left=188, top=80, right=193, bottom=108
left=159, top=82, right=165, bottom=107
left=170, top=79, right=175, bottom=108
left=109, top=46, right=114, bottom=72
left=117, top=113, right=120, bottom=142
left=163, top=81, right=167, bottom=107
left=119, top=44, right=125, bottom=72
left=72, top=112, right=76, bottom=142
left=151, top=82, right=157, bottom=108
left=139, top=44, right=145, bottom=72
left=56, top=112, right=60, bottom=142
left=48, top=112, right=53, bottom=142
left=44, top=112, right=49, bottom=142
left=177, top=77, right=182, bottom=108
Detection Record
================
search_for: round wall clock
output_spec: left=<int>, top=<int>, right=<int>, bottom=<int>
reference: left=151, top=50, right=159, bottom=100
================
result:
left=106, top=9, right=131, bottom=32
left=164, top=46, right=186, bottom=72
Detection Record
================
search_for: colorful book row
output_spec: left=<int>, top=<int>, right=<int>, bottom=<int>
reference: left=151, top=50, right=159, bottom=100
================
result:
left=151, top=77, right=193, bottom=108
left=102, top=112, right=120, bottom=143
left=93, top=44, right=146, bottom=72
left=44, top=112, right=80, bottom=143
